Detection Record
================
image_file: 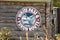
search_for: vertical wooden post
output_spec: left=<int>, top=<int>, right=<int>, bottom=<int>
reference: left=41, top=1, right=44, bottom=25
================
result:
left=45, top=2, right=53, bottom=40
left=20, top=36, right=22, bottom=40
left=42, top=23, right=48, bottom=40
left=26, top=32, right=28, bottom=40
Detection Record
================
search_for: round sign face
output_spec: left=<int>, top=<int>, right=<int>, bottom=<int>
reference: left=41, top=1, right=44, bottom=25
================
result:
left=16, top=7, right=41, bottom=31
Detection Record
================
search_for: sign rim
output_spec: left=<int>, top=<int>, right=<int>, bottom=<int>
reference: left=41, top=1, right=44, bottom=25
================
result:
left=16, top=6, right=41, bottom=31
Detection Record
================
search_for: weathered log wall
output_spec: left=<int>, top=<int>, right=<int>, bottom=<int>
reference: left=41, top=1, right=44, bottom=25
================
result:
left=0, top=2, right=51, bottom=40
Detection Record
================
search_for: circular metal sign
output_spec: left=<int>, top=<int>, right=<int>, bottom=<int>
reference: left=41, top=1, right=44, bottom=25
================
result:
left=16, top=7, right=41, bottom=31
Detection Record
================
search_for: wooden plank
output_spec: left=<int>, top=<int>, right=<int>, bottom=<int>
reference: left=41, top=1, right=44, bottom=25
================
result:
left=0, top=5, right=45, bottom=9
left=9, top=30, right=46, bottom=37
left=0, top=5, right=22, bottom=9
left=0, top=17, right=15, bottom=20
left=0, top=23, right=16, bottom=27
left=0, top=9, right=45, bottom=14
left=0, top=20, right=15, bottom=23
left=2, top=5, right=45, bottom=8
left=0, top=9, right=18, bottom=13
left=0, top=17, right=15, bottom=23
left=8, top=37, right=45, bottom=40
left=0, top=2, right=45, bottom=6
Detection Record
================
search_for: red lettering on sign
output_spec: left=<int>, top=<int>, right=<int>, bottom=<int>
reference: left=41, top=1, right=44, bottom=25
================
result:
left=36, top=13, right=39, bottom=15
left=36, top=23, right=39, bottom=25
left=36, top=17, right=40, bottom=22
left=17, top=17, right=21, bottom=21
left=33, top=9, right=35, bottom=12
left=27, top=8, right=29, bottom=10
left=17, top=22, right=20, bottom=24
left=35, top=25, right=38, bottom=27
left=28, top=28, right=29, bottom=31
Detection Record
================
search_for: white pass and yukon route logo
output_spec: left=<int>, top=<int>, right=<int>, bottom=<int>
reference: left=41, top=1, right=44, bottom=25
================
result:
left=16, top=7, right=41, bottom=31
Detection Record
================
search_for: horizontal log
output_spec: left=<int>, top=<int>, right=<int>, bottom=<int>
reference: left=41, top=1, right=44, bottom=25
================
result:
left=8, top=37, right=34, bottom=40
left=0, top=20, right=15, bottom=23
left=0, top=5, right=45, bottom=13
left=0, top=2, right=46, bottom=6
left=0, top=16, right=15, bottom=19
left=39, top=9, right=45, bottom=13
left=0, top=23, right=16, bottom=27
left=0, top=5, right=45, bottom=9
left=0, top=9, right=18, bottom=13
left=8, top=30, right=46, bottom=37
left=0, top=5, right=22, bottom=9
left=5, top=37, right=45, bottom=40
left=0, top=13, right=16, bottom=17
